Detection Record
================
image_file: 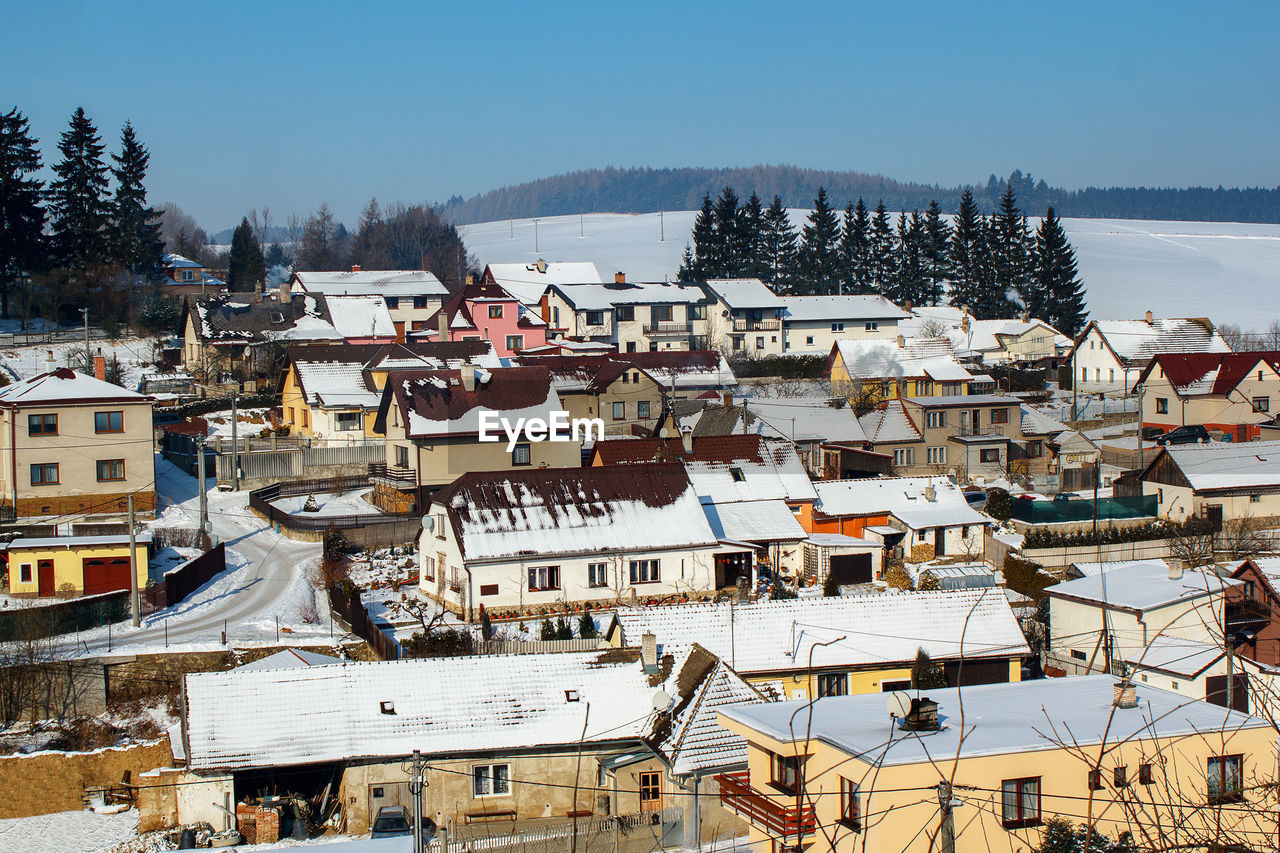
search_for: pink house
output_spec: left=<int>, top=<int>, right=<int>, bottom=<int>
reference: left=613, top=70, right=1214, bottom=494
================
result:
left=426, top=280, right=547, bottom=357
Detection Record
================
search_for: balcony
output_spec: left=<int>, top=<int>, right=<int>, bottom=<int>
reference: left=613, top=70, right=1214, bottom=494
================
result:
left=369, top=463, right=416, bottom=489
left=952, top=425, right=1009, bottom=439
left=1227, top=597, right=1272, bottom=633
left=717, top=771, right=816, bottom=838
left=643, top=321, right=693, bottom=336
left=733, top=318, right=781, bottom=332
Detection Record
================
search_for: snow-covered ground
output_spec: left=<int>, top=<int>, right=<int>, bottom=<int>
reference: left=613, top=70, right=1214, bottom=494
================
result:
left=203, top=408, right=274, bottom=438
left=272, top=490, right=382, bottom=517
left=0, top=336, right=162, bottom=388
left=461, top=211, right=1280, bottom=328
left=0, top=807, right=139, bottom=853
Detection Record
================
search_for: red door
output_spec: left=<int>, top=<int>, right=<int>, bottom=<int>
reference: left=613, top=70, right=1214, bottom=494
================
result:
left=82, top=557, right=132, bottom=595
left=37, top=560, right=54, bottom=597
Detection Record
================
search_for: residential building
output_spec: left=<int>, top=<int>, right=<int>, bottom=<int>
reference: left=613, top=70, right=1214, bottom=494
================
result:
left=1018, top=405, right=1100, bottom=485
left=617, top=350, right=737, bottom=395
left=161, top=253, right=225, bottom=296
left=419, top=464, right=734, bottom=617
left=0, top=368, right=156, bottom=518
left=607, top=588, right=1028, bottom=701
left=516, top=355, right=665, bottom=436
left=1226, top=557, right=1280, bottom=669
left=288, top=267, right=448, bottom=340
left=424, top=278, right=548, bottom=356
left=717, top=676, right=1274, bottom=853
left=899, top=307, right=1070, bottom=366
left=481, top=258, right=603, bottom=307
left=780, top=295, right=909, bottom=354
left=1135, top=351, right=1280, bottom=441
left=824, top=337, right=974, bottom=403
left=545, top=277, right=710, bottom=352
left=702, top=279, right=786, bottom=356
left=1067, top=312, right=1230, bottom=394
left=3, top=532, right=150, bottom=597
left=734, top=397, right=869, bottom=475
left=372, top=365, right=579, bottom=511
left=857, top=400, right=924, bottom=472
left=898, top=395, right=1023, bottom=482
left=806, top=476, right=989, bottom=562
left=1137, top=439, right=1280, bottom=526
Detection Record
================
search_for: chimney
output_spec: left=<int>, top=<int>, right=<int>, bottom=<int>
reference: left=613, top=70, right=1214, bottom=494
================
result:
left=460, top=368, right=475, bottom=393
left=904, top=300, right=913, bottom=312
left=438, top=309, right=449, bottom=341
left=536, top=258, right=548, bottom=274
left=1113, top=682, right=1138, bottom=709
left=44, top=350, right=55, bottom=375
left=465, top=274, right=474, bottom=285
left=279, top=279, right=291, bottom=304
left=901, top=697, right=940, bottom=731
left=351, top=264, right=361, bottom=273
left=615, top=272, right=626, bottom=285
left=93, top=349, right=106, bottom=381
left=923, top=484, right=937, bottom=502
left=1020, top=311, right=1029, bottom=323
left=721, top=390, right=733, bottom=407
left=679, top=424, right=694, bottom=455
left=640, top=632, right=658, bottom=672
left=896, top=335, right=906, bottom=348
left=1145, top=310, right=1154, bottom=324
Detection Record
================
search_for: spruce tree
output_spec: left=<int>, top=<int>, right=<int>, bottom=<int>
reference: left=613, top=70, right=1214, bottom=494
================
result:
left=969, top=215, right=1016, bottom=318
left=947, top=190, right=983, bottom=311
left=109, top=121, right=163, bottom=283
left=991, top=184, right=1036, bottom=313
left=843, top=198, right=872, bottom=294
left=761, top=195, right=798, bottom=292
left=741, top=192, right=767, bottom=280
left=890, top=210, right=927, bottom=307
left=1034, top=206, right=1087, bottom=336
left=677, top=193, right=715, bottom=281
left=226, top=217, right=266, bottom=292
left=711, top=186, right=744, bottom=277
left=48, top=107, right=111, bottom=271
left=867, top=201, right=896, bottom=294
left=0, top=107, right=47, bottom=319
left=922, top=200, right=950, bottom=306
left=797, top=187, right=841, bottom=294
left=350, top=196, right=387, bottom=268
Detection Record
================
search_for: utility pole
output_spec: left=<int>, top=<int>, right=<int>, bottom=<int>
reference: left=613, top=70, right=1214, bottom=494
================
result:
left=659, top=209, right=664, bottom=242
left=196, top=435, right=209, bottom=549
left=80, top=308, right=90, bottom=373
left=533, top=218, right=540, bottom=254
left=409, top=749, right=426, bottom=853
left=231, top=391, right=240, bottom=491
left=1136, top=382, right=1146, bottom=471
left=128, top=495, right=140, bottom=627
left=937, top=781, right=956, bottom=853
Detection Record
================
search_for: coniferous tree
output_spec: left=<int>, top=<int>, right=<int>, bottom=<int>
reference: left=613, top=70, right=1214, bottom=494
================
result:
left=760, top=195, right=797, bottom=292
left=109, top=122, right=163, bottom=283
left=741, top=192, right=767, bottom=280
left=48, top=107, right=111, bottom=271
left=842, top=198, right=872, bottom=294
left=969, top=215, right=1016, bottom=318
left=947, top=190, right=983, bottom=311
left=797, top=187, right=841, bottom=294
left=991, top=184, right=1036, bottom=312
left=921, top=200, right=950, bottom=306
left=867, top=201, right=897, bottom=294
left=1034, top=206, right=1087, bottom=336
left=0, top=107, right=47, bottom=319
left=677, top=193, right=715, bottom=281
left=890, top=210, right=927, bottom=307
left=350, top=197, right=387, bottom=268
left=226, top=217, right=266, bottom=292
left=711, top=186, right=744, bottom=277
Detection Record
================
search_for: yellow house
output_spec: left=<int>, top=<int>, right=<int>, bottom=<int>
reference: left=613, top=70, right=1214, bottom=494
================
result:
left=718, top=675, right=1277, bottom=853
left=4, top=533, right=150, bottom=597
left=824, top=337, right=973, bottom=404
left=607, top=589, right=1027, bottom=701
left=1135, top=351, right=1280, bottom=442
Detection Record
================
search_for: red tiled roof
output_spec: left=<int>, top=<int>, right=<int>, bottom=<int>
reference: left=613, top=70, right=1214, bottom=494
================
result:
left=1143, top=351, right=1280, bottom=396
left=377, top=366, right=553, bottom=431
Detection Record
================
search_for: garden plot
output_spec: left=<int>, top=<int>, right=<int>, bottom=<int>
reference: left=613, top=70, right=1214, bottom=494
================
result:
left=270, top=490, right=382, bottom=518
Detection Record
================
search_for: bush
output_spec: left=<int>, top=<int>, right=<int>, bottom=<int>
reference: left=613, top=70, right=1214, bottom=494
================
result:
left=578, top=611, right=597, bottom=639
left=985, top=488, right=1013, bottom=521
left=911, top=648, right=947, bottom=690
left=769, top=583, right=798, bottom=600
left=822, top=571, right=840, bottom=597
left=540, top=619, right=557, bottom=640
left=1003, top=555, right=1056, bottom=601
left=728, top=354, right=826, bottom=379
left=1021, top=516, right=1213, bottom=550
left=402, top=627, right=475, bottom=658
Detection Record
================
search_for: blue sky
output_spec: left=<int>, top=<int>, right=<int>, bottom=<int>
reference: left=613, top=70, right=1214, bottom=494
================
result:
left=5, top=1, right=1277, bottom=231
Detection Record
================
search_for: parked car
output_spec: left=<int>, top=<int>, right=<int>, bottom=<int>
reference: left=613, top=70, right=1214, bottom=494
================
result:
left=1141, top=426, right=1166, bottom=442
left=963, top=489, right=987, bottom=507
left=371, top=806, right=436, bottom=841
left=1155, top=425, right=1210, bottom=446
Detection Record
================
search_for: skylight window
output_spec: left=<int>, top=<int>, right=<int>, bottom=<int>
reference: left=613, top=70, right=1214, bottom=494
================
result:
left=729, top=467, right=745, bottom=482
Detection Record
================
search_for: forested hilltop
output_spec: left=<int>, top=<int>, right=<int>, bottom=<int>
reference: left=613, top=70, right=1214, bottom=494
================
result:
left=438, top=165, right=1280, bottom=225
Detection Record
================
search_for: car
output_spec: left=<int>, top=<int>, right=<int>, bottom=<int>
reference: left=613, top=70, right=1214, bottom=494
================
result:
left=1155, top=425, right=1210, bottom=446
left=963, top=489, right=987, bottom=507
left=370, top=806, right=436, bottom=841
left=1141, top=426, right=1166, bottom=442
left=1051, top=492, right=1079, bottom=502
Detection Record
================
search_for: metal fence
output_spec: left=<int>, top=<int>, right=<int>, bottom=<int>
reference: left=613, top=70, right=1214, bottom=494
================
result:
left=329, top=582, right=400, bottom=660
left=216, top=442, right=384, bottom=482
left=0, top=591, right=129, bottom=642
left=426, top=806, right=683, bottom=853
left=1010, top=493, right=1157, bottom=525
left=248, top=480, right=422, bottom=549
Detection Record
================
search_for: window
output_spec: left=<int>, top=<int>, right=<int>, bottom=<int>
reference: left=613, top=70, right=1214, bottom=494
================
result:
left=588, top=562, right=608, bottom=588
left=771, top=753, right=801, bottom=794
left=925, top=411, right=947, bottom=429
left=1081, top=367, right=1087, bottom=382
left=1114, top=766, right=1128, bottom=788
left=1001, top=777, right=1040, bottom=828
left=629, top=559, right=659, bottom=584
left=689, top=304, right=706, bottom=320
left=1250, top=493, right=1261, bottom=503
left=831, top=322, right=845, bottom=332
left=94, top=411, right=124, bottom=433
left=422, top=555, right=435, bottom=581
left=586, top=310, right=605, bottom=326
left=864, top=322, right=878, bottom=332
left=616, top=306, right=635, bottom=322
left=839, top=778, right=861, bottom=831
left=301, top=409, right=308, bottom=428
left=990, top=408, right=1009, bottom=425
left=335, top=411, right=362, bottom=431
left=19, top=564, right=31, bottom=584
left=395, top=445, right=409, bottom=468
left=480, top=583, right=499, bottom=596
left=505, top=335, right=524, bottom=351
left=649, top=341, right=659, bottom=352
left=729, top=467, right=745, bottom=483
left=806, top=336, right=814, bottom=345
left=181, top=269, right=194, bottom=282
left=27, top=414, right=57, bottom=435
left=30, top=463, right=58, bottom=485
left=1087, top=770, right=1103, bottom=791
left=1027, top=440, right=1043, bottom=458
left=512, top=443, right=531, bottom=466
left=1253, top=396, right=1269, bottom=413
left=414, top=296, right=430, bottom=309
left=1139, top=763, right=1154, bottom=785
left=528, top=565, right=560, bottom=591
left=755, top=336, right=764, bottom=349
left=488, top=304, right=503, bottom=319
left=817, top=673, right=848, bottom=697
left=1207, top=755, right=1242, bottom=804
left=386, top=297, right=399, bottom=309
left=926, top=446, right=947, bottom=465
left=893, top=448, right=914, bottom=467
left=979, top=448, right=1001, bottom=463
left=612, top=401, right=626, bottom=420
left=637, top=400, right=651, bottom=419
left=1095, top=368, right=1100, bottom=382
left=473, top=764, right=510, bottom=797
left=1109, top=369, right=1115, bottom=382
left=96, top=459, right=125, bottom=481
left=1070, top=649, right=1087, bottom=661
left=651, top=305, right=673, bottom=323
left=1155, top=397, right=1168, bottom=414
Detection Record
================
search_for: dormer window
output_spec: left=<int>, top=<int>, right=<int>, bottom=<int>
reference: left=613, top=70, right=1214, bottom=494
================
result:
left=270, top=312, right=285, bottom=324
left=488, top=305, right=503, bottom=319
left=729, top=467, right=745, bottom=483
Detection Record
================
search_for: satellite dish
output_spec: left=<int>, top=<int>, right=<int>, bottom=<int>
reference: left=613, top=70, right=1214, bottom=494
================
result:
left=651, top=689, right=673, bottom=711
left=421, top=516, right=434, bottom=531
left=659, top=427, right=670, bottom=438
left=886, top=691, right=911, bottom=720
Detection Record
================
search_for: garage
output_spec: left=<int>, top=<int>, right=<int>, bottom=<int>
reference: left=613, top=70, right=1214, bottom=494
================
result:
left=827, top=553, right=873, bottom=585
left=83, top=556, right=133, bottom=595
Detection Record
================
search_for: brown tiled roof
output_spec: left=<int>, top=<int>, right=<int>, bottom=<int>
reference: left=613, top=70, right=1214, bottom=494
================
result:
left=593, top=434, right=771, bottom=466
left=1138, top=351, right=1280, bottom=396
left=375, top=366, right=554, bottom=435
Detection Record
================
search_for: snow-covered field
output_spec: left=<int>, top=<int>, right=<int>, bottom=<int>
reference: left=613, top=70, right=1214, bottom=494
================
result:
left=0, top=808, right=139, bottom=853
left=0, top=336, right=161, bottom=386
left=461, top=212, right=1280, bottom=328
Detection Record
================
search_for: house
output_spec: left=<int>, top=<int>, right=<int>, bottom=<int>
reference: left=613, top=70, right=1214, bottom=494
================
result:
left=621, top=350, right=737, bottom=394
left=1225, top=557, right=1280, bottom=669
left=1018, top=405, right=1099, bottom=485
left=607, top=588, right=1028, bottom=701
left=1068, top=311, right=1230, bottom=394
left=1134, top=351, right=1280, bottom=442
left=288, top=267, right=448, bottom=340
left=424, top=278, right=548, bottom=356
left=161, top=253, right=225, bottom=296
left=717, top=675, right=1273, bottom=853
left=807, top=476, right=989, bottom=562
left=735, top=397, right=869, bottom=475
left=0, top=368, right=156, bottom=518
left=824, top=337, right=974, bottom=403
left=278, top=341, right=498, bottom=441
left=372, top=365, right=578, bottom=511
left=780, top=295, right=909, bottom=354
left=701, top=278, right=786, bottom=356
left=858, top=400, right=924, bottom=472
left=167, top=646, right=768, bottom=841
left=896, top=395, right=1024, bottom=482
left=899, top=306, right=1071, bottom=366
left=545, top=276, right=710, bottom=352
left=519, top=355, right=665, bottom=436
left=2, top=532, right=150, bottom=597
left=419, top=463, right=733, bottom=618
left=1137, top=439, right=1280, bottom=526
left=481, top=258, right=603, bottom=307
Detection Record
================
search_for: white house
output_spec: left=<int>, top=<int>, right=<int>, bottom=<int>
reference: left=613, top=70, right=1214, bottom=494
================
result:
left=1139, top=439, right=1280, bottom=526
left=545, top=277, right=710, bottom=352
left=702, top=279, right=786, bottom=356
left=288, top=267, right=449, bottom=340
left=1067, top=312, right=1231, bottom=394
left=779, top=295, right=909, bottom=354
left=481, top=259, right=603, bottom=307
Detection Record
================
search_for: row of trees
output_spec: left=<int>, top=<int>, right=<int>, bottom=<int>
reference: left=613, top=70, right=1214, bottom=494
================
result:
left=0, top=106, right=164, bottom=323
left=678, top=185, right=1088, bottom=336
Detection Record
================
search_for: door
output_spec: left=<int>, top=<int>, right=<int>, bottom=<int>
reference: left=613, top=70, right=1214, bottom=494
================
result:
left=1206, top=675, right=1249, bottom=712
left=638, top=771, right=662, bottom=812
left=368, top=781, right=414, bottom=828
left=37, top=559, right=54, bottom=597
left=1206, top=505, right=1224, bottom=532
left=715, top=552, right=751, bottom=588
left=934, top=527, right=946, bottom=557
left=82, top=557, right=132, bottom=595
left=393, top=321, right=406, bottom=343
left=827, top=553, right=872, bottom=585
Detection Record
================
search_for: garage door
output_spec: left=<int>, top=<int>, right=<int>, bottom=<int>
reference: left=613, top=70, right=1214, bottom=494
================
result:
left=83, top=557, right=132, bottom=595
left=827, top=553, right=872, bottom=585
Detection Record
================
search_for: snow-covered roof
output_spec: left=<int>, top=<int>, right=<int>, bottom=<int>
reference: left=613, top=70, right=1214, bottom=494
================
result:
left=291, top=269, right=447, bottom=297
left=702, top=278, right=785, bottom=309
left=324, top=296, right=396, bottom=339
left=1020, top=405, right=1071, bottom=437
left=702, top=499, right=806, bottom=543
left=192, top=294, right=343, bottom=344
left=1067, top=559, right=1162, bottom=578
left=740, top=398, right=868, bottom=445
left=1158, top=440, right=1280, bottom=492
left=552, top=281, right=707, bottom=310
left=1047, top=561, right=1238, bottom=612
left=622, top=350, right=737, bottom=389
left=1130, top=636, right=1224, bottom=678
left=859, top=400, right=922, bottom=444
left=237, top=649, right=341, bottom=671
left=613, top=588, right=1028, bottom=675
left=781, top=295, right=909, bottom=323
left=5, top=532, right=152, bottom=550
left=0, top=368, right=149, bottom=405
left=719, top=675, right=1261, bottom=765
left=813, top=476, right=989, bottom=530
left=484, top=261, right=603, bottom=306
left=1227, top=557, right=1280, bottom=587
left=1084, top=318, right=1230, bottom=368
left=830, top=338, right=971, bottom=382
left=379, top=366, right=562, bottom=438
left=162, top=253, right=202, bottom=269
left=433, top=464, right=720, bottom=562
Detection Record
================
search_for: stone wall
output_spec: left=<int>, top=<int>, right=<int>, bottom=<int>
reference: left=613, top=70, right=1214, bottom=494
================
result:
left=0, top=739, right=173, bottom=818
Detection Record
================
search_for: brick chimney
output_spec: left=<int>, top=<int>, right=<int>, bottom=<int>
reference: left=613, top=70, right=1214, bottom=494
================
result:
left=92, top=349, right=106, bottom=381
left=1145, top=309, right=1154, bottom=324
left=615, top=272, right=626, bottom=285
left=641, top=632, right=658, bottom=672
left=896, top=335, right=906, bottom=348
left=279, top=279, right=291, bottom=304
left=1113, top=682, right=1138, bottom=709
left=351, top=264, right=361, bottom=272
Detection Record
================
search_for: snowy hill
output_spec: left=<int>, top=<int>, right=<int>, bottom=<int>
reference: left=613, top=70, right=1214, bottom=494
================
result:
left=460, top=212, right=1280, bottom=328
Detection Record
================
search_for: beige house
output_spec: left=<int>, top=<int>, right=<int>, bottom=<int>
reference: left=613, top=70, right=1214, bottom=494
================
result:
left=780, top=294, right=909, bottom=354
left=288, top=267, right=448, bottom=340
left=0, top=368, right=155, bottom=518
left=717, top=675, right=1275, bottom=853
left=518, top=355, right=665, bottom=436
left=1139, top=439, right=1280, bottom=526
left=825, top=337, right=974, bottom=403
left=545, top=276, right=711, bottom=352
left=1067, top=313, right=1230, bottom=394
left=702, top=279, right=786, bottom=356
left=1135, top=351, right=1280, bottom=442
left=481, top=259, right=603, bottom=307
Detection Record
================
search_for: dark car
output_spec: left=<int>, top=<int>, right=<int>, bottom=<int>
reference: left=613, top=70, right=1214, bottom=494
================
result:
left=370, top=806, right=436, bottom=841
left=963, top=489, right=987, bottom=507
left=1141, top=426, right=1166, bottom=442
left=1155, top=425, right=1210, bottom=446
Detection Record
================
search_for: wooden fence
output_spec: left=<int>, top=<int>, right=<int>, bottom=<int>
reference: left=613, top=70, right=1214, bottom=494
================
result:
left=329, top=582, right=400, bottom=660
left=473, top=638, right=606, bottom=656
left=142, top=544, right=227, bottom=612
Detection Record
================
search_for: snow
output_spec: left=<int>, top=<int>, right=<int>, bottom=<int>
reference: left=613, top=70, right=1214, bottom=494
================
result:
left=701, top=499, right=806, bottom=543
left=553, top=280, right=706, bottom=310
left=0, top=367, right=149, bottom=402
left=814, top=476, right=989, bottom=531
left=203, top=407, right=272, bottom=437
left=324, top=296, right=396, bottom=339
left=0, top=808, right=139, bottom=853
left=1046, top=561, right=1238, bottom=611
left=833, top=337, right=969, bottom=382
left=292, top=269, right=447, bottom=297
left=737, top=397, right=867, bottom=444
left=1161, top=439, right=1280, bottom=491
left=271, top=490, right=383, bottom=517
left=703, top=278, right=785, bottom=309
left=484, top=260, right=603, bottom=306
left=781, top=295, right=909, bottom=323
left=403, top=387, right=563, bottom=438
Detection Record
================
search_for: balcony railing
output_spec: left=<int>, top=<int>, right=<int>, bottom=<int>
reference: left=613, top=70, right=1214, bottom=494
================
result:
left=717, top=771, right=816, bottom=838
left=953, top=425, right=1008, bottom=438
left=1227, top=597, right=1272, bottom=631
left=643, top=321, right=693, bottom=335
left=369, top=463, right=417, bottom=488
left=733, top=318, right=781, bottom=332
